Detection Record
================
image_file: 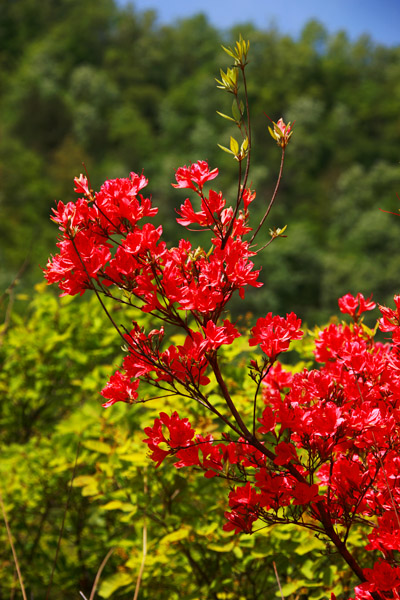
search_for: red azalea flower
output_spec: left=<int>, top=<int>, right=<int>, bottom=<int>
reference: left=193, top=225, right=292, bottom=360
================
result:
left=101, top=371, right=139, bottom=408
left=338, top=293, right=376, bottom=320
left=143, top=411, right=196, bottom=467
left=362, top=560, right=400, bottom=593
left=203, top=319, right=240, bottom=349
left=291, top=482, right=320, bottom=506
left=172, top=160, right=218, bottom=191
left=249, top=312, right=303, bottom=361
left=273, top=441, right=298, bottom=465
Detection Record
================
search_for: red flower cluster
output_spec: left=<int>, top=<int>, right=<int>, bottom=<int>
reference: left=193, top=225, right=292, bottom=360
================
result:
left=44, top=163, right=262, bottom=310
left=143, top=411, right=196, bottom=467
left=45, top=156, right=400, bottom=600
left=141, top=292, right=400, bottom=598
left=249, top=312, right=303, bottom=361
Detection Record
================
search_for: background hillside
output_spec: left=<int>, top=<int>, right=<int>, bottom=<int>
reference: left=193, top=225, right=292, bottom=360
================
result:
left=1, top=0, right=400, bottom=322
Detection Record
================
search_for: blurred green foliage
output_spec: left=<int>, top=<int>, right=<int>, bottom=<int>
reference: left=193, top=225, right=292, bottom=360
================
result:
left=0, top=287, right=365, bottom=598
left=1, top=0, right=400, bottom=321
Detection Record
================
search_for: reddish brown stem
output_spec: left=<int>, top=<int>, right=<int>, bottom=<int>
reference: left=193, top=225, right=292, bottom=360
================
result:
left=250, top=147, right=285, bottom=245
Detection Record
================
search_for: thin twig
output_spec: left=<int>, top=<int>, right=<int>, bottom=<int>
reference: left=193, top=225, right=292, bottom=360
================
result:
left=210, top=355, right=253, bottom=438
left=0, top=485, right=27, bottom=600
left=250, top=147, right=285, bottom=244
left=46, top=440, right=81, bottom=600
left=0, top=255, right=31, bottom=346
left=255, top=235, right=280, bottom=253
left=252, top=363, right=271, bottom=436
left=273, top=561, right=285, bottom=600
left=88, top=547, right=115, bottom=600
left=133, top=470, right=148, bottom=600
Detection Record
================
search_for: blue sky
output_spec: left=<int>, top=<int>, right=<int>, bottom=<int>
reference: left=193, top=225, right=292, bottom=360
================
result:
left=122, top=0, right=400, bottom=46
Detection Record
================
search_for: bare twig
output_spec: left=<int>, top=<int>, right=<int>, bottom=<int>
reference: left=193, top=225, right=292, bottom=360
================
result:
left=0, top=485, right=27, bottom=600
left=46, top=440, right=81, bottom=600
left=133, top=470, right=148, bottom=600
left=273, top=561, right=285, bottom=600
left=252, top=363, right=271, bottom=436
left=88, top=547, right=115, bottom=600
left=0, top=255, right=31, bottom=346
left=250, top=147, right=285, bottom=245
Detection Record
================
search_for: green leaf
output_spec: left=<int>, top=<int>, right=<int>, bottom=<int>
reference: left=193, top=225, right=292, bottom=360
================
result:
left=195, top=522, right=218, bottom=536
left=98, top=572, right=133, bottom=598
left=83, top=440, right=113, bottom=454
left=72, top=474, right=99, bottom=496
left=217, top=144, right=234, bottom=155
left=207, top=541, right=235, bottom=552
left=295, top=535, right=325, bottom=555
left=300, top=559, right=316, bottom=579
left=160, top=527, right=190, bottom=545
left=101, top=500, right=135, bottom=512
left=221, top=44, right=236, bottom=59
left=229, top=136, right=239, bottom=155
left=118, top=452, right=148, bottom=466
left=72, top=475, right=98, bottom=487
left=277, top=580, right=306, bottom=597
left=241, top=137, right=249, bottom=153
left=216, top=111, right=236, bottom=123
left=232, top=100, right=241, bottom=122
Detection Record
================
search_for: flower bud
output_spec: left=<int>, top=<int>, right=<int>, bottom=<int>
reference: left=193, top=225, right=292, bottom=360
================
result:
left=268, top=118, right=294, bottom=148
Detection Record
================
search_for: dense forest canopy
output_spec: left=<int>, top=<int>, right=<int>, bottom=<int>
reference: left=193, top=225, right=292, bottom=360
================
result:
left=1, top=0, right=400, bottom=322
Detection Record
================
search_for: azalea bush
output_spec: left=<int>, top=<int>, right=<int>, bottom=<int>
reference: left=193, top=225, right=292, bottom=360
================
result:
left=43, top=36, right=400, bottom=600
